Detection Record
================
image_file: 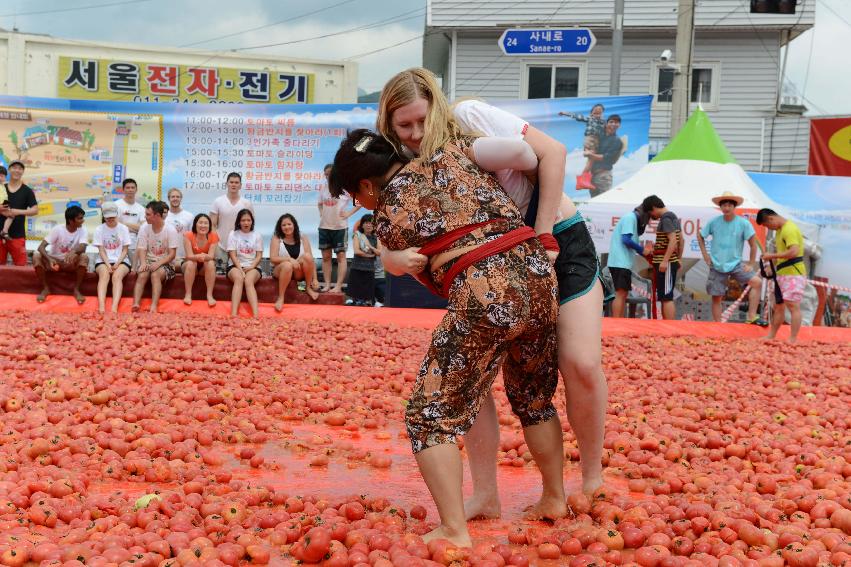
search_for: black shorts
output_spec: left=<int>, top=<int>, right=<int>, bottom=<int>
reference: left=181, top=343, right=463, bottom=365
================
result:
left=609, top=267, right=632, bottom=291
left=318, top=228, right=348, bottom=253
left=94, top=259, right=131, bottom=270
left=552, top=212, right=601, bottom=305
left=654, top=262, right=679, bottom=301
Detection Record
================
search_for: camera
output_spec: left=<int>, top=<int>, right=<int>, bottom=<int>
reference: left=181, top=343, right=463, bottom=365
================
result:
left=660, top=49, right=673, bottom=62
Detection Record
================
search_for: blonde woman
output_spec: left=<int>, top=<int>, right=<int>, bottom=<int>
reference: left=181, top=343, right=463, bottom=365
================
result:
left=377, top=68, right=608, bottom=515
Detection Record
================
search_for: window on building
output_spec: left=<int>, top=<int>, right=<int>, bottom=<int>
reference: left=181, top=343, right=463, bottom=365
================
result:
left=525, top=65, right=582, bottom=99
left=653, top=63, right=720, bottom=109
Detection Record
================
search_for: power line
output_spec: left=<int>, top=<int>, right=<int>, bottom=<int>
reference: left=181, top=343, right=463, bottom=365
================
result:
left=346, top=34, right=424, bottom=60
left=818, top=0, right=851, bottom=29
left=0, top=0, right=151, bottom=18
left=178, top=0, right=359, bottom=48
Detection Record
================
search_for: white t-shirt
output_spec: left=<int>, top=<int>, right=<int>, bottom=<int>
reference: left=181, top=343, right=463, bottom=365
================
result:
left=210, top=195, right=253, bottom=250
left=165, top=209, right=194, bottom=259
left=114, top=199, right=146, bottom=249
left=318, top=186, right=351, bottom=230
left=453, top=100, right=534, bottom=215
left=137, top=223, right=179, bottom=264
left=93, top=223, right=131, bottom=264
left=45, top=225, right=88, bottom=261
left=227, top=230, right=263, bottom=268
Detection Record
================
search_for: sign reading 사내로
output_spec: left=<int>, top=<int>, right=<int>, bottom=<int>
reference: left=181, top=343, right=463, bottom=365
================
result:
left=57, top=57, right=313, bottom=104
left=499, top=28, right=596, bottom=56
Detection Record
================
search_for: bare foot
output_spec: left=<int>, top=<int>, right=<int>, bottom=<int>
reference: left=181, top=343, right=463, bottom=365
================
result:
left=306, top=288, right=319, bottom=301
left=330, top=286, right=343, bottom=294
left=523, top=495, right=568, bottom=521
left=37, top=288, right=50, bottom=303
left=149, top=305, right=158, bottom=314
left=207, top=296, right=217, bottom=307
left=582, top=476, right=604, bottom=498
left=464, top=493, right=501, bottom=520
left=421, top=526, right=472, bottom=549
left=319, top=284, right=330, bottom=292
left=274, top=298, right=284, bottom=312
left=183, top=295, right=192, bottom=305
left=74, top=291, right=86, bottom=305
left=310, top=281, right=320, bottom=292
left=131, top=304, right=140, bottom=313
left=762, top=334, right=778, bottom=341
left=788, top=336, right=798, bottom=344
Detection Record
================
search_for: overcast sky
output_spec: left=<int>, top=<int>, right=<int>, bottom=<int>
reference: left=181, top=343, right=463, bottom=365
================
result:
left=1, top=0, right=847, bottom=115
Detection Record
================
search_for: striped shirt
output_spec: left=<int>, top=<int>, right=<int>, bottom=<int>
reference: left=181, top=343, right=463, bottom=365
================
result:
left=652, top=211, right=682, bottom=265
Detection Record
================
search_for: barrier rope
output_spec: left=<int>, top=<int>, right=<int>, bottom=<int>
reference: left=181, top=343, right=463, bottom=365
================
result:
left=721, top=284, right=751, bottom=323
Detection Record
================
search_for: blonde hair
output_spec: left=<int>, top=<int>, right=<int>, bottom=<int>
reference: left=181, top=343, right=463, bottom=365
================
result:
left=377, top=67, right=463, bottom=164
left=167, top=187, right=182, bottom=198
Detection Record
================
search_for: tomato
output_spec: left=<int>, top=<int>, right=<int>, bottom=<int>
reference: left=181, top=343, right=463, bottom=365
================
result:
left=301, top=527, right=332, bottom=563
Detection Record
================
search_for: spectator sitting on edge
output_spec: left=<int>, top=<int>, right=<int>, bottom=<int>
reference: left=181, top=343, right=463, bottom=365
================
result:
left=33, top=205, right=89, bottom=304
left=132, top=200, right=179, bottom=313
left=93, top=201, right=132, bottom=314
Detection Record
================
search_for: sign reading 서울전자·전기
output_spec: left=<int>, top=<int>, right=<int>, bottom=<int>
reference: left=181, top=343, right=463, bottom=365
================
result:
left=499, top=28, right=596, bottom=56
left=57, top=57, right=313, bottom=104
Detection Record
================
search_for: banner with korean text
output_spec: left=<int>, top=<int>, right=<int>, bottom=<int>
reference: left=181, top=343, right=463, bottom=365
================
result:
left=0, top=94, right=651, bottom=253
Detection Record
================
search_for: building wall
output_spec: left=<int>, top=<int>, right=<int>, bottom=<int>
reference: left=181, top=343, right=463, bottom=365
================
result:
left=0, top=32, right=358, bottom=104
left=449, top=31, right=809, bottom=172
left=428, top=0, right=815, bottom=29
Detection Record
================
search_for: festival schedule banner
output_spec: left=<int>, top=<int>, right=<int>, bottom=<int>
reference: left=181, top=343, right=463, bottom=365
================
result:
left=0, top=94, right=651, bottom=251
left=809, top=117, right=851, bottom=177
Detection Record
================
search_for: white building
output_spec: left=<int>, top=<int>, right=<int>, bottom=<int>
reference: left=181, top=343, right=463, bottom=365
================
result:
left=423, top=0, right=813, bottom=172
left=0, top=30, right=358, bottom=104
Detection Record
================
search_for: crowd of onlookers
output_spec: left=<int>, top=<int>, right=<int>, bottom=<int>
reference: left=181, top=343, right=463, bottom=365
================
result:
left=1, top=162, right=386, bottom=317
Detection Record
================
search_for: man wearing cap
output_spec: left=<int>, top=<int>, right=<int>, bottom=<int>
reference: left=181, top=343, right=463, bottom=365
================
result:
left=1, top=161, right=39, bottom=266
left=697, top=191, right=763, bottom=324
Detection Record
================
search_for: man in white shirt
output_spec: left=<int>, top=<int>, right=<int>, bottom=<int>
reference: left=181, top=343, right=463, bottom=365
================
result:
left=318, top=164, right=360, bottom=293
left=164, top=187, right=194, bottom=264
left=33, top=205, right=89, bottom=304
left=114, top=178, right=146, bottom=255
left=210, top=172, right=253, bottom=268
left=132, top=200, right=179, bottom=313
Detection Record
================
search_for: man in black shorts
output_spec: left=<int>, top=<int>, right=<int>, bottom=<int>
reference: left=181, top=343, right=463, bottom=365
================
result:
left=607, top=206, right=649, bottom=317
left=643, top=195, right=682, bottom=320
left=317, top=164, right=360, bottom=293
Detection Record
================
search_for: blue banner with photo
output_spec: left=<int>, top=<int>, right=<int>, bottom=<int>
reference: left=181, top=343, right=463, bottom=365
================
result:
left=0, top=94, right=651, bottom=250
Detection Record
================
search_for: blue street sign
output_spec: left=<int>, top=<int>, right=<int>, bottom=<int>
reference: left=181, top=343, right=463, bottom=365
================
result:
left=498, top=28, right=596, bottom=56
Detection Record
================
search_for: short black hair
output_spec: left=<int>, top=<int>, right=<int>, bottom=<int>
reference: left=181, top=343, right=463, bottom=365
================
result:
left=234, top=208, right=255, bottom=232
left=0, top=165, right=7, bottom=176
left=357, top=214, right=374, bottom=233
left=642, top=195, right=665, bottom=213
left=718, top=199, right=738, bottom=208
left=191, top=213, right=212, bottom=234
left=329, top=129, right=406, bottom=199
left=608, top=114, right=622, bottom=124
left=121, top=178, right=137, bottom=188
left=8, top=160, right=25, bottom=171
left=274, top=213, right=300, bottom=242
left=65, top=205, right=85, bottom=222
left=146, top=200, right=168, bottom=217
left=226, top=172, right=242, bottom=182
left=756, top=208, right=778, bottom=226
left=324, top=163, right=333, bottom=171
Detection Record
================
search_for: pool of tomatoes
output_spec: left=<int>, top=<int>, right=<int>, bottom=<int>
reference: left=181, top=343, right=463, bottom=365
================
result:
left=0, top=310, right=849, bottom=567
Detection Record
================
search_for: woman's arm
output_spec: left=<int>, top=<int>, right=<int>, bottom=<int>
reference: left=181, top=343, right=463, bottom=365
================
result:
left=353, top=234, right=372, bottom=257
left=249, top=250, right=263, bottom=270
left=467, top=137, right=537, bottom=172
left=115, top=245, right=128, bottom=266
left=269, top=235, right=284, bottom=265
left=524, top=126, right=567, bottom=236
left=382, top=247, right=427, bottom=276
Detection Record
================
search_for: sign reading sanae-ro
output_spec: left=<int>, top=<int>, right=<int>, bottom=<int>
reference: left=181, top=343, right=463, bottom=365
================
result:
left=498, top=28, right=596, bottom=56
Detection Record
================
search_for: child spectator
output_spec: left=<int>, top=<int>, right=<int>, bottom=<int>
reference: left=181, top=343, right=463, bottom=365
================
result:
left=270, top=213, right=319, bottom=312
left=226, top=208, right=263, bottom=318
left=347, top=214, right=380, bottom=306
left=560, top=103, right=605, bottom=190
left=132, top=200, right=178, bottom=313
left=33, top=205, right=89, bottom=304
left=93, top=202, right=131, bottom=313
left=182, top=213, right=219, bottom=307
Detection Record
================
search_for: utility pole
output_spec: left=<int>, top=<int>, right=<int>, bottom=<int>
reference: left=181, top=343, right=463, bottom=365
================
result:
left=669, top=0, right=695, bottom=138
left=609, top=0, right=625, bottom=95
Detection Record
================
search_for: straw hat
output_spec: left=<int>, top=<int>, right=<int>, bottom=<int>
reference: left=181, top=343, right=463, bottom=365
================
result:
left=711, top=191, right=744, bottom=207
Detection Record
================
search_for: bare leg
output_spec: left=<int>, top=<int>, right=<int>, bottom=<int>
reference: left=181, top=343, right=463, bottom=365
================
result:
left=414, top=444, right=472, bottom=548
left=321, top=249, right=332, bottom=292
left=746, top=276, right=762, bottom=320
left=244, top=270, right=261, bottom=318
left=711, top=296, right=723, bottom=322
left=133, top=271, right=150, bottom=311
left=149, top=269, right=164, bottom=313
left=522, top=416, right=568, bottom=520
left=661, top=300, right=676, bottom=320
left=462, top=393, right=501, bottom=520
left=787, top=302, right=802, bottom=342
left=332, top=250, right=347, bottom=293
left=766, top=303, right=784, bottom=340
left=560, top=282, right=607, bottom=495
left=301, top=257, right=319, bottom=300
left=111, top=265, right=129, bottom=313
left=33, top=251, right=51, bottom=301
left=611, top=289, right=628, bottom=318
left=74, top=258, right=88, bottom=303
left=229, top=269, right=244, bottom=318
left=96, top=265, right=110, bottom=313
left=182, top=261, right=197, bottom=304
left=274, top=262, right=293, bottom=312
left=203, top=260, right=217, bottom=306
